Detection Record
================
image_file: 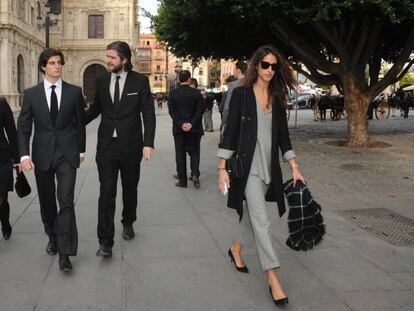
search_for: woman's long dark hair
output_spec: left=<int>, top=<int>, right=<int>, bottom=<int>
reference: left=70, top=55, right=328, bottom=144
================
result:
left=242, top=45, right=296, bottom=109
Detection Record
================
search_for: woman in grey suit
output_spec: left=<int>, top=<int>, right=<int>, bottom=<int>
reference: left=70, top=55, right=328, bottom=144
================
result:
left=217, top=45, right=305, bottom=306
left=0, top=97, right=20, bottom=240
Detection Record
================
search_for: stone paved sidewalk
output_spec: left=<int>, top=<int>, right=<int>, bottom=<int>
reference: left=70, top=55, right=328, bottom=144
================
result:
left=1, top=108, right=413, bottom=311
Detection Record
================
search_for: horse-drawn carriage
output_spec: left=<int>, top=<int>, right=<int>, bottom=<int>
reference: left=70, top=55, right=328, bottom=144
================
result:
left=311, top=87, right=413, bottom=122
left=311, top=95, right=345, bottom=121
left=369, top=88, right=414, bottom=119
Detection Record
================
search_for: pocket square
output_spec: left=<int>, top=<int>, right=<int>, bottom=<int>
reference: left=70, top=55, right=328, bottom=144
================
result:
left=127, top=92, right=139, bottom=96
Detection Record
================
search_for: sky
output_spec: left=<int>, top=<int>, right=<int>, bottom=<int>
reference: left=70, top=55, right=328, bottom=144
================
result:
left=139, top=0, right=159, bottom=33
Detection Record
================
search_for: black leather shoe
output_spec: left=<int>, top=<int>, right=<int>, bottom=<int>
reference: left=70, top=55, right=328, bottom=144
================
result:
left=46, top=241, right=58, bottom=255
left=191, top=176, right=200, bottom=189
left=175, top=182, right=187, bottom=188
left=96, top=245, right=112, bottom=257
left=173, top=174, right=192, bottom=181
left=269, top=286, right=289, bottom=306
left=228, top=248, right=249, bottom=273
left=59, top=255, right=72, bottom=272
left=122, top=225, right=135, bottom=241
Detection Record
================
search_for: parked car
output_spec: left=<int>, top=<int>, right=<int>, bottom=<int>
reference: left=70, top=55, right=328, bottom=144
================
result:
left=292, top=94, right=313, bottom=109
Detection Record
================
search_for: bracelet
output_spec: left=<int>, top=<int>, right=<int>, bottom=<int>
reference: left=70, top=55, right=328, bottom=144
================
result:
left=218, top=167, right=226, bottom=171
left=290, top=164, right=299, bottom=170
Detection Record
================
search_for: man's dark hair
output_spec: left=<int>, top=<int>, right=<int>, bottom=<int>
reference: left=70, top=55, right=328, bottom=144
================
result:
left=106, top=41, right=133, bottom=71
left=38, top=48, right=65, bottom=74
left=190, top=78, right=198, bottom=88
left=235, top=61, right=248, bottom=74
left=178, top=70, right=191, bottom=83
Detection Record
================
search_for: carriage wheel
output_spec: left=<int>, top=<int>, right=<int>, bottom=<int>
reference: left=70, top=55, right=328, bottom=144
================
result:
left=330, top=108, right=341, bottom=121
left=375, top=101, right=390, bottom=119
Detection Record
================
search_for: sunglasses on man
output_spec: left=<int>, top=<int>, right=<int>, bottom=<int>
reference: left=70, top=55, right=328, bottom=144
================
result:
left=260, top=61, right=279, bottom=71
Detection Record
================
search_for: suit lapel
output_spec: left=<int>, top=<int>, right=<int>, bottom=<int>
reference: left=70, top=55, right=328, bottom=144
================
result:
left=56, top=81, right=69, bottom=127
left=103, top=73, right=116, bottom=116
left=120, top=72, right=133, bottom=104
left=38, top=82, right=53, bottom=126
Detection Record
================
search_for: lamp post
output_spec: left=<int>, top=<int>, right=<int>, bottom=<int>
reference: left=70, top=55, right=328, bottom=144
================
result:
left=37, top=1, right=59, bottom=48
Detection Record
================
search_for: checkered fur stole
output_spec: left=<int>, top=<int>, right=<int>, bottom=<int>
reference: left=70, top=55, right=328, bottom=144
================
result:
left=283, top=179, right=325, bottom=251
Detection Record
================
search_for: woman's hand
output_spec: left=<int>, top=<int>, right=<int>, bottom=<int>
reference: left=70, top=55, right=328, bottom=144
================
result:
left=292, top=167, right=305, bottom=186
left=218, top=169, right=230, bottom=195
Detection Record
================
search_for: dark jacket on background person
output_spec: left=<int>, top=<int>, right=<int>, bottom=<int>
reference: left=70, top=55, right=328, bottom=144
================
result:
left=0, top=98, right=19, bottom=165
left=168, top=84, right=204, bottom=136
left=219, top=86, right=292, bottom=219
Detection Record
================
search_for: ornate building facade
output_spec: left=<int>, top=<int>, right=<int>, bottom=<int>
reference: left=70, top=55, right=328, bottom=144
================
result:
left=0, top=0, right=47, bottom=111
left=0, top=0, right=140, bottom=110
left=137, top=33, right=167, bottom=93
left=52, top=0, right=139, bottom=105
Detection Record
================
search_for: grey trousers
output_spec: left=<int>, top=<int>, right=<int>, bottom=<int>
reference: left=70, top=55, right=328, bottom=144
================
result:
left=203, top=110, right=214, bottom=131
left=235, top=174, right=280, bottom=271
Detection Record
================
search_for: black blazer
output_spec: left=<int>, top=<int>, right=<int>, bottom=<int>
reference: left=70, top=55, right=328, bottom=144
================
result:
left=0, top=98, right=19, bottom=164
left=167, top=84, right=204, bottom=136
left=219, top=86, right=292, bottom=219
left=17, top=81, right=86, bottom=171
left=85, top=71, right=155, bottom=156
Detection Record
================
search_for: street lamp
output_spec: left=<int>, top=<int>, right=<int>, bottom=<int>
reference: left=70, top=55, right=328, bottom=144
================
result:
left=37, top=1, right=60, bottom=48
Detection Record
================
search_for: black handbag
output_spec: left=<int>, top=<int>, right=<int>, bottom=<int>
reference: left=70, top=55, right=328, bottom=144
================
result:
left=15, top=168, right=31, bottom=198
left=226, top=89, right=246, bottom=179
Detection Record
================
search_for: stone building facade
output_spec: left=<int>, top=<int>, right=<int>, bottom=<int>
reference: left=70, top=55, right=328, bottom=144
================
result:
left=137, top=33, right=167, bottom=93
left=0, top=0, right=139, bottom=111
left=52, top=0, right=139, bottom=105
left=0, top=0, right=47, bottom=111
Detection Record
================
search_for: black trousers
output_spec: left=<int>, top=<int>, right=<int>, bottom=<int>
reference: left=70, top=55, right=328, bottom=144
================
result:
left=96, top=139, right=142, bottom=248
left=34, top=148, right=78, bottom=256
left=174, top=133, right=201, bottom=184
left=0, top=193, right=11, bottom=233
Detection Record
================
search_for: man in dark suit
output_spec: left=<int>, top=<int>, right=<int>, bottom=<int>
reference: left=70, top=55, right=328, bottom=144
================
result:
left=168, top=70, right=204, bottom=188
left=85, top=41, right=155, bottom=257
left=17, top=48, right=86, bottom=272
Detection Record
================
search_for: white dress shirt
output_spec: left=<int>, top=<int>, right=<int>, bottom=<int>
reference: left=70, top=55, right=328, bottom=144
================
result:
left=44, top=78, right=62, bottom=110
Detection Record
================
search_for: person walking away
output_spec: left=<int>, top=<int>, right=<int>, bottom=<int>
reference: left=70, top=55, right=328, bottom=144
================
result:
left=168, top=71, right=204, bottom=188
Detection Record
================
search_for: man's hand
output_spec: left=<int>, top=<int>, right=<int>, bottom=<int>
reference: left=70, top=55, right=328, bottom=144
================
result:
left=21, top=159, right=35, bottom=171
left=80, top=156, right=85, bottom=165
left=181, top=122, right=192, bottom=132
left=143, top=147, right=154, bottom=163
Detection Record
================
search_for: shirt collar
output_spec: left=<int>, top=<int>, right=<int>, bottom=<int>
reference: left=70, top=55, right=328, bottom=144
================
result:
left=238, top=74, right=245, bottom=80
left=44, top=78, right=62, bottom=89
left=111, top=70, right=127, bottom=80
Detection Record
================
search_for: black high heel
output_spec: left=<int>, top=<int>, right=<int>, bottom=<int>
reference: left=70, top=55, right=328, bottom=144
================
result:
left=227, top=248, right=249, bottom=273
left=269, top=286, right=289, bottom=306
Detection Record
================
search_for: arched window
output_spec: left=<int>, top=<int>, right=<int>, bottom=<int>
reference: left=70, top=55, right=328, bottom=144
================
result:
left=17, top=54, right=25, bottom=106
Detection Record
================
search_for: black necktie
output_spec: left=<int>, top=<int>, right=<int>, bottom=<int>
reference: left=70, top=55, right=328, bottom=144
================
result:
left=50, top=85, right=58, bottom=127
left=114, top=75, right=121, bottom=110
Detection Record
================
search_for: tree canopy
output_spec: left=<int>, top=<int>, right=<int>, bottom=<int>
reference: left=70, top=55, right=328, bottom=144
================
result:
left=153, top=0, right=414, bottom=146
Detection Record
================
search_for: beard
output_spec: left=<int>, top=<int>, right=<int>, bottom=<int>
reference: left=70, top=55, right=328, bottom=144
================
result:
left=109, top=63, right=124, bottom=73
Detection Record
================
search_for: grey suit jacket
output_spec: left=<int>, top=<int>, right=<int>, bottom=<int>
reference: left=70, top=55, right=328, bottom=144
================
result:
left=222, top=77, right=244, bottom=129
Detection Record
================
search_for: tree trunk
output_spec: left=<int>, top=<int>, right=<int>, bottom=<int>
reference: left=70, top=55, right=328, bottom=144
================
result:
left=342, top=75, right=371, bottom=147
